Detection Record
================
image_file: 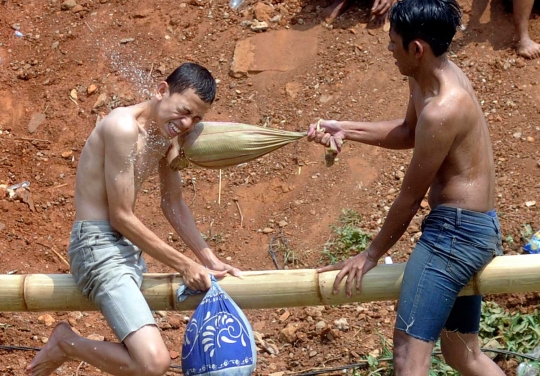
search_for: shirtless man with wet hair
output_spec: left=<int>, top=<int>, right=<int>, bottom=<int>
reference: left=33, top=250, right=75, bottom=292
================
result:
left=26, top=62, right=240, bottom=376
left=309, top=0, right=505, bottom=374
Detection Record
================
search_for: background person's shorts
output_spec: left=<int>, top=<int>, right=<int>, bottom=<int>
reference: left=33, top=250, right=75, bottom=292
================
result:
left=395, top=205, right=503, bottom=342
left=68, top=220, right=156, bottom=342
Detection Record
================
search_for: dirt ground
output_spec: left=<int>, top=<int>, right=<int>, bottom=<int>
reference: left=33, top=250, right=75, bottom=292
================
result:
left=0, top=0, right=540, bottom=374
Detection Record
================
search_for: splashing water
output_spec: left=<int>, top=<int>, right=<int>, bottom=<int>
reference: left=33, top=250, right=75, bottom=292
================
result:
left=94, top=36, right=154, bottom=101
left=108, top=50, right=153, bottom=100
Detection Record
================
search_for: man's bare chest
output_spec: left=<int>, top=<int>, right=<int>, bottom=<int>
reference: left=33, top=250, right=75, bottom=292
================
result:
left=133, top=138, right=170, bottom=186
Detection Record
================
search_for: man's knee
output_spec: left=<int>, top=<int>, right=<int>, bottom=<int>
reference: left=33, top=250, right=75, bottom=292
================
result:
left=125, top=326, right=171, bottom=376
left=135, top=347, right=171, bottom=376
left=393, top=328, right=433, bottom=373
left=393, top=328, right=408, bottom=361
left=393, top=329, right=412, bottom=367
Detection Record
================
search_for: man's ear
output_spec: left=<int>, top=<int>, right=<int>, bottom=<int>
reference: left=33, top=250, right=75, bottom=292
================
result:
left=156, top=81, right=169, bottom=100
left=412, top=40, right=424, bottom=58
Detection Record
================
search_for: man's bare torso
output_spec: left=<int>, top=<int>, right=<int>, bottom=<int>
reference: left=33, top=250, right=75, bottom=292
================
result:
left=411, top=61, right=495, bottom=212
left=75, top=103, right=172, bottom=221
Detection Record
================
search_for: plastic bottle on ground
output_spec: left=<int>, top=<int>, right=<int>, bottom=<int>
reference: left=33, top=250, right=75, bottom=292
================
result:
left=229, top=0, right=245, bottom=10
left=516, top=347, right=540, bottom=376
left=517, top=363, right=539, bottom=376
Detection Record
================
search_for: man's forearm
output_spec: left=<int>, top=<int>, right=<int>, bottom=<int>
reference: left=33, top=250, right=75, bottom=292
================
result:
left=365, top=194, right=421, bottom=260
left=339, top=118, right=414, bottom=149
left=162, top=199, right=219, bottom=267
left=110, top=212, right=193, bottom=271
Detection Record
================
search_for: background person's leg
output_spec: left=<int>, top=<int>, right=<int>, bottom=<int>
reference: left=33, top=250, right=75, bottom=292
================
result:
left=513, top=0, right=540, bottom=58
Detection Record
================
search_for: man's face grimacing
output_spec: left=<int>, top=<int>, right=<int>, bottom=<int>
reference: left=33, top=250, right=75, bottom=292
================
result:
left=157, top=87, right=211, bottom=139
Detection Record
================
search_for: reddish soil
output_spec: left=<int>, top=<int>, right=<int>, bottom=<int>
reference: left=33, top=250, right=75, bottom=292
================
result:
left=1, top=0, right=539, bottom=375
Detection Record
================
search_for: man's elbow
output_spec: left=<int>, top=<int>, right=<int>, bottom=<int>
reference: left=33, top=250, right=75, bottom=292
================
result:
left=109, top=210, right=130, bottom=232
left=397, top=194, right=423, bottom=214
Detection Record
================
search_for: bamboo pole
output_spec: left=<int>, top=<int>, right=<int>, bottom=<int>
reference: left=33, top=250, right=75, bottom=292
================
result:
left=0, top=255, right=538, bottom=312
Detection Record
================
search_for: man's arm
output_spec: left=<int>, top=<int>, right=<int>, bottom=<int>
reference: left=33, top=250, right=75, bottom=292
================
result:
left=307, top=82, right=418, bottom=150
left=103, top=118, right=221, bottom=290
left=158, top=143, right=241, bottom=276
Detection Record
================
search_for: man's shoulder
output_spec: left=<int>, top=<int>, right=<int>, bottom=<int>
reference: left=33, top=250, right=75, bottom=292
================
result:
left=103, top=106, right=138, bottom=123
left=100, top=107, right=140, bottom=138
left=423, top=88, right=474, bottom=124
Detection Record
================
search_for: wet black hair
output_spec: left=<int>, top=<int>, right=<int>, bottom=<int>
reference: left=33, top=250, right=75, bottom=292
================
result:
left=389, top=0, right=462, bottom=57
left=165, top=62, right=217, bottom=104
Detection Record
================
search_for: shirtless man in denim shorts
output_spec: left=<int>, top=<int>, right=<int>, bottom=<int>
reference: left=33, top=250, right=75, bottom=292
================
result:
left=26, top=63, right=240, bottom=376
left=308, top=0, right=505, bottom=374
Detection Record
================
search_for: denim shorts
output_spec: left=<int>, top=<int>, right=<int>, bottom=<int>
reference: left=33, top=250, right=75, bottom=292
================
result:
left=68, top=221, right=156, bottom=342
left=395, top=205, right=503, bottom=342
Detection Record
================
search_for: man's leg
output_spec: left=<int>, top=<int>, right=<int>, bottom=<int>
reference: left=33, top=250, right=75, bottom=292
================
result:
left=393, top=329, right=434, bottom=375
left=26, top=322, right=170, bottom=376
left=441, top=330, right=506, bottom=376
left=33, top=222, right=171, bottom=375
left=513, top=0, right=540, bottom=59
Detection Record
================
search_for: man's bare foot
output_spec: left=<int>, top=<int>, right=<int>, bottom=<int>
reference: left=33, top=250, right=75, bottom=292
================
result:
left=517, top=37, right=540, bottom=59
left=25, top=322, right=75, bottom=376
left=323, top=0, right=353, bottom=24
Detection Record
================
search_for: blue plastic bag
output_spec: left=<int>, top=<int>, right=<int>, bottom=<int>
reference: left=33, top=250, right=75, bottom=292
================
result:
left=178, top=276, right=257, bottom=376
left=523, top=230, right=540, bottom=254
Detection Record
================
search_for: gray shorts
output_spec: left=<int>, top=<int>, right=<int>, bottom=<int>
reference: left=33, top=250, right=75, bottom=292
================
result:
left=68, top=220, right=156, bottom=342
